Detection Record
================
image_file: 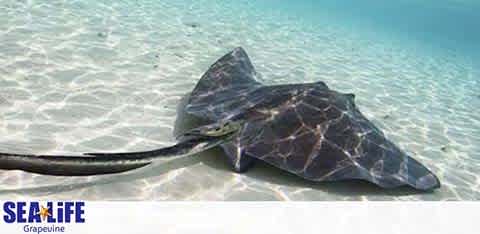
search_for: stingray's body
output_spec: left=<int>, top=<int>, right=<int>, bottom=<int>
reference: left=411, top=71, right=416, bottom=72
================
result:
left=185, top=47, right=440, bottom=190
left=0, top=47, right=440, bottom=191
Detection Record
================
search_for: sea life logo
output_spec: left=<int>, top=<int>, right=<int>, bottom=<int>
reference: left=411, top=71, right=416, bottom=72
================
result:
left=3, top=201, right=85, bottom=233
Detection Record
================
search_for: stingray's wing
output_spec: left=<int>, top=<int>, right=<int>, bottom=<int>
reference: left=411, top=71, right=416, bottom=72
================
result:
left=236, top=83, right=440, bottom=191
left=185, top=47, right=261, bottom=121
left=220, top=138, right=256, bottom=173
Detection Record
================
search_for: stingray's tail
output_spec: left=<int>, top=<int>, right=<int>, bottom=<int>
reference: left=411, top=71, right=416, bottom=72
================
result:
left=0, top=143, right=190, bottom=176
left=0, top=134, right=227, bottom=176
left=0, top=153, right=153, bottom=176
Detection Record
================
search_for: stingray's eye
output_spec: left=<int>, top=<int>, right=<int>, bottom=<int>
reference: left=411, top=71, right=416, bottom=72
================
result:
left=215, top=127, right=221, bottom=131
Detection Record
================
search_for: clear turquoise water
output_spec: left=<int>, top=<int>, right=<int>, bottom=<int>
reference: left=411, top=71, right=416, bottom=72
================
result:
left=0, top=0, right=478, bottom=200
left=261, top=0, right=480, bottom=59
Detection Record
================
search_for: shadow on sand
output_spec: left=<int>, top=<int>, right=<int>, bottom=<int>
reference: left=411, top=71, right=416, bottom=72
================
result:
left=0, top=95, right=431, bottom=199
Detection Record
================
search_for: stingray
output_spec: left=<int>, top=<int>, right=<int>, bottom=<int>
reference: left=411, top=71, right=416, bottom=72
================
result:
left=0, top=47, right=440, bottom=191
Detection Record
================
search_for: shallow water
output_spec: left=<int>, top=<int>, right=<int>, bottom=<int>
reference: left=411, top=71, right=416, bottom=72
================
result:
left=0, top=0, right=479, bottom=200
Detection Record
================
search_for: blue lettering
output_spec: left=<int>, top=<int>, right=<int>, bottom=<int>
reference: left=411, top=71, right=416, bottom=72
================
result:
left=17, top=202, right=27, bottom=223
left=57, top=202, right=64, bottom=223
left=47, top=202, right=56, bottom=223
left=64, top=202, right=73, bottom=223
left=28, top=203, right=41, bottom=223
left=4, top=201, right=86, bottom=224
left=3, top=202, right=16, bottom=223
left=76, top=202, right=85, bottom=223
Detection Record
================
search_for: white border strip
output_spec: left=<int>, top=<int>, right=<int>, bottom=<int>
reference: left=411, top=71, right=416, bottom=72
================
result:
left=1, top=202, right=477, bottom=234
